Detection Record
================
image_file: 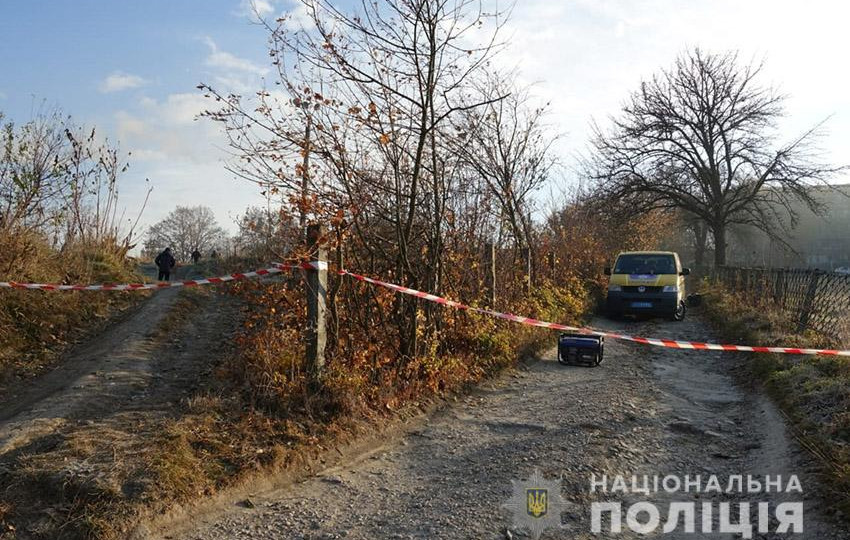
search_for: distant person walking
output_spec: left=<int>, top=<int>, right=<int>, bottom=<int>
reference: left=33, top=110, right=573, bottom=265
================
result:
left=154, top=247, right=176, bottom=281
left=191, top=249, right=201, bottom=264
left=209, top=249, right=218, bottom=260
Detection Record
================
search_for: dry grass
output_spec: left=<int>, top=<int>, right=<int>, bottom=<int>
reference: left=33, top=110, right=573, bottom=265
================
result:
left=0, top=285, right=341, bottom=540
left=701, top=285, right=850, bottom=518
left=0, top=425, right=137, bottom=539
left=0, top=287, right=201, bottom=540
left=122, top=282, right=577, bottom=539
left=0, top=262, right=590, bottom=539
left=0, top=231, right=145, bottom=391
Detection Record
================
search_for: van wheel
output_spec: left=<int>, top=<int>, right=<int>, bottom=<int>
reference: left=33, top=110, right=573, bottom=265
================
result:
left=671, top=301, right=686, bottom=321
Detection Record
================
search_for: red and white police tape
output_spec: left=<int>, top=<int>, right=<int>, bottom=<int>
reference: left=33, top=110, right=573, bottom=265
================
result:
left=2, top=260, right=847, bottom=356
left=0, top=262, right=322, bottom=291
left=317, top=266, right=850, bottom=357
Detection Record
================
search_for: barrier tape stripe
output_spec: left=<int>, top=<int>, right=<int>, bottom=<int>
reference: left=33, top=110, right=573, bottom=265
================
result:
left=326, top=266, right=850, bottom=357
left=0, top=262, right=323, bottom=291
left=3, top=260, right=846, bottom=356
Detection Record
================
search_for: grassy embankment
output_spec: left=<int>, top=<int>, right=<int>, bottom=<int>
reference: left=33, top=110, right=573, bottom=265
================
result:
left=0, top=234, right=144, bottom=391
left=701, top=284, right=850, bottom=518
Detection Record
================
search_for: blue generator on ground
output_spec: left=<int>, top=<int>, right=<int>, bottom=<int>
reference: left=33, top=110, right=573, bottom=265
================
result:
left=557, top=333, right=604, bottom=367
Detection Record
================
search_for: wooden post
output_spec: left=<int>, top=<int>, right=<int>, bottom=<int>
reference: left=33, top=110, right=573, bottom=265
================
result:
left=483, top=242, right=496, bottom=308
left=327, top=225, right=344, bottom=353
left=305, top=224, right=327, bottom=378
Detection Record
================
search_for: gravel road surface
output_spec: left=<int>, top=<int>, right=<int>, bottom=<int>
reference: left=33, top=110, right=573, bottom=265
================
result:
left=156, top=313, right=842, bottom=540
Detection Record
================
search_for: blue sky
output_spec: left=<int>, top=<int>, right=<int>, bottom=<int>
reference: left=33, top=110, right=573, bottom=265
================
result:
left=2, top=0, right=849, bottom=242
left=1, top=0, right=278, bottom=239
left=2, top=2, right=267, bottom=126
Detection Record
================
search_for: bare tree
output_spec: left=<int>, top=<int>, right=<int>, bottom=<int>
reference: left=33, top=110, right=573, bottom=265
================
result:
left=590, top=48, right=844, bottom=266
left=62, top=126, right=146, bottom=252
left=235, top=205, right=298, bottom=260
left=144, top=206, right=226, bottom=262
left=0, top=108, right=72, bottom=233
left=456, top=74, right=558, bottom=269
left=0, top=106, right=146, bottom=274
left=202, top=0, right=510, bottom=358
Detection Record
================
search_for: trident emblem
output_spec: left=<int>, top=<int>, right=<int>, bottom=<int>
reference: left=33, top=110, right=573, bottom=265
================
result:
left=526, top=488, right=548, bottom=518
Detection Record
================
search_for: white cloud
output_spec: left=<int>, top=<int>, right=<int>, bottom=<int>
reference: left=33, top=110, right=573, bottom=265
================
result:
left=279, top=2, right=313, bottom=31
left=115, top=111, right=148, bottom=138
left=124, top=159, right=265, bottom=236
left=108, top=35, right=277, bottom=241
left=211, top=74, right=254, bottom=94
left=492, top=0, right=850, bottom=185
left=144, top=93, right=210, bottom=125
left=115, top=93, right=219, bottom=165
left=99, top=71, right=148, bottom=93
left=112, top=93, right=267, bottom=247
left=235, top=0, right=311, bottom=30
left=239, top=0, right=275, bottom=17
left=203, top=37, right=268, bottom=76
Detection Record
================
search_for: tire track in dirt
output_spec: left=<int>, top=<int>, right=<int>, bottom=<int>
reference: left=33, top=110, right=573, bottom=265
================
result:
left=0, top=287, right=180, bottom=453
left=0, top=265, right=243, bottom=539
left=152, top=312, right=843, bottom=540
left=0, top=265, right=241, bottom=423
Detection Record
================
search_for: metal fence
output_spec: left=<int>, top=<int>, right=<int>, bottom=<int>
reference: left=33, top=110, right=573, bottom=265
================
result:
left=714, top=266, right=850, bottom=344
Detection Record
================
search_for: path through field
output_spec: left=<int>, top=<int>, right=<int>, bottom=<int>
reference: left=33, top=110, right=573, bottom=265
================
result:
left=0, top=265, right=241, bottom=539
left=0, top=266, right=235, bottom=453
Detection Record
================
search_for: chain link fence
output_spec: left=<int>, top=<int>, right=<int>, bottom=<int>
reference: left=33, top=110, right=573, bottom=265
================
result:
left=714, top=266, right=850, bottom=344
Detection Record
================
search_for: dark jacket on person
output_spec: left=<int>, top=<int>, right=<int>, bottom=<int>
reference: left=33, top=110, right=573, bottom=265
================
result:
left=155, top=250, right=176, bottom=271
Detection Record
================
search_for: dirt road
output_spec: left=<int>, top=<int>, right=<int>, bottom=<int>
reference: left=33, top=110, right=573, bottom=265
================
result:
left=0, top=265, right=242, bottom=539
left=0, top=266, right=236, bottom=456
left=153, top=314, right=842, bottom=540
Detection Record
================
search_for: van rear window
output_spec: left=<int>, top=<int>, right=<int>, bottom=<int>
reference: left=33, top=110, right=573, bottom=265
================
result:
left=614, top=254, right=676, bottom=275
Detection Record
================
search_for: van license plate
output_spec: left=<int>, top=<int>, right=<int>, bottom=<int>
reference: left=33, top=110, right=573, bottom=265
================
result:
left=631, top=302, right=652, bottom=308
